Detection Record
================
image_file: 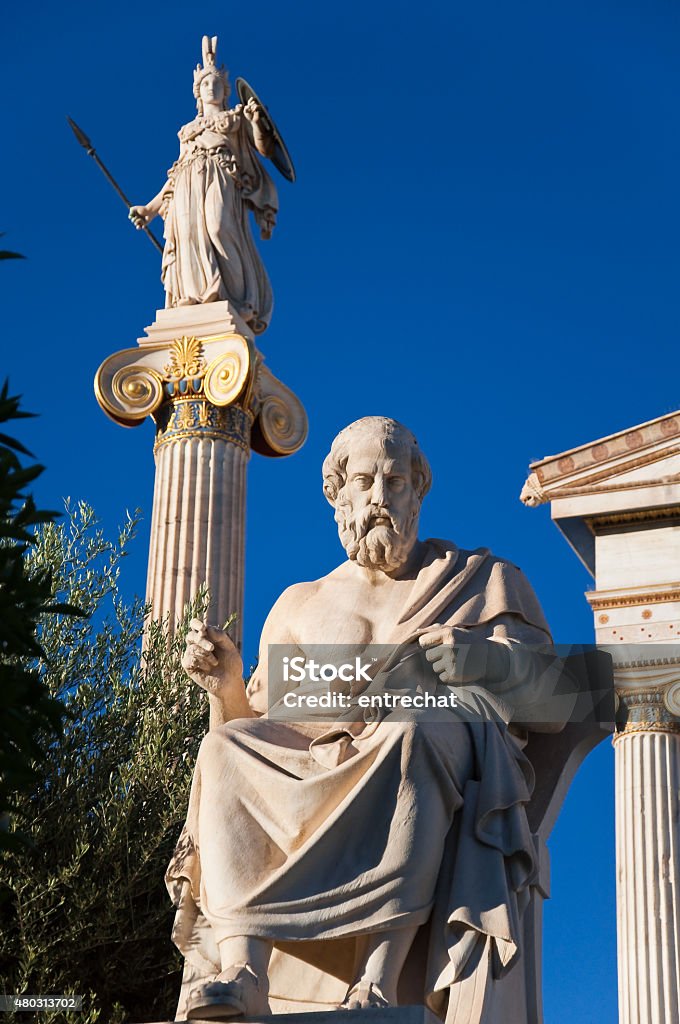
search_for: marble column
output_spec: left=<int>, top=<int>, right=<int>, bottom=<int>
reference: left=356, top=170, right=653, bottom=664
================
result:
left=95, top=303, right=308, bottom=728
left=146, top=405, right=251, bottom=644
left=611, top=659, right=680, bottom=1024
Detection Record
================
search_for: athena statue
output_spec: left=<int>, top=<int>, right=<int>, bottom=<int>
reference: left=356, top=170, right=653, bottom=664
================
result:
left=130, top=36, right=288, bottom=334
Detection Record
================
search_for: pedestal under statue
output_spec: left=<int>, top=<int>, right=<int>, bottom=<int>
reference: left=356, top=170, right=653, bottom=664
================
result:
left=169, top=416, right=574, bottom=1023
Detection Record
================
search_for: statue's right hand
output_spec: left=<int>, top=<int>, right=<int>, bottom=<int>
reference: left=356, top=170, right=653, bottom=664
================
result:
left=182, top=618, right=243, bottom=696
left=129, top=205, right=152, bottom=229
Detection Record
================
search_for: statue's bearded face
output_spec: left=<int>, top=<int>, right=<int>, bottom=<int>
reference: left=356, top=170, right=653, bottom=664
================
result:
left=334, top=440, right=421, bottom=573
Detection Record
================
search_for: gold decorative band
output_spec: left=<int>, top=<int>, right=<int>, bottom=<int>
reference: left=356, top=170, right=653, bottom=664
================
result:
left=154, top=399, right=251, bottom=454
left=588, top=588, right=680, bottom=610
left=614, top=722, right=680, bottom=739
left=591, top=506, right=680, bottom=529
left=614, top=687, right=680, bottom=739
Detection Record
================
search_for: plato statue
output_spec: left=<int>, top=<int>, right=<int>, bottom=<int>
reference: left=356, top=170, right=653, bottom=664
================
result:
left=130, top=36, right=282, bottom=333
left=167, top=416, right=567, bottom=1021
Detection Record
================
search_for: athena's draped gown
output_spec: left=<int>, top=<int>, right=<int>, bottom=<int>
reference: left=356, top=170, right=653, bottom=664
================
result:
left=160, top=107, right=278, bottom=330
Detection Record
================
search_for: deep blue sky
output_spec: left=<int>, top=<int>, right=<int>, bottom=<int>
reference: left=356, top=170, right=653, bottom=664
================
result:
left=4, top=1, right=680, bottom=1019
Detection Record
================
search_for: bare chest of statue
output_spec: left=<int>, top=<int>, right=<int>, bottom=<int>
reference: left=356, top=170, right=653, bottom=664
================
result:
left=291, top=571, right=416, bottom=652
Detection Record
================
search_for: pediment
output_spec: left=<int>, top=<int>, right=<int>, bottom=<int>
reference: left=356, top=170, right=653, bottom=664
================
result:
left=521, top=409, right=680, bottom=507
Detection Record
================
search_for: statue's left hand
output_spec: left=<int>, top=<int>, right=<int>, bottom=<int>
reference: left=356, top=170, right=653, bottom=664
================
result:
left=419, top=626, right=491, bottom=685
left=244, top=96, right=265, bottom=125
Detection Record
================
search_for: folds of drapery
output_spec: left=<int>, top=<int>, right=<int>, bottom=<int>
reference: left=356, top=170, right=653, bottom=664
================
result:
left=161, top=116, right=277, bottom=323
left=167, top=540, right=560, bottom=1019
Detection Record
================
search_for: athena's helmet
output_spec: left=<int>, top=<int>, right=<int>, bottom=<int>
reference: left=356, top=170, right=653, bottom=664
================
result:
left=193, top=35, right=231, bottom=114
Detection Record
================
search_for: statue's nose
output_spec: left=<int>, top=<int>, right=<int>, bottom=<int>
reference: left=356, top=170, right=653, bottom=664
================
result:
left=370, top=477, right=387, bottom=506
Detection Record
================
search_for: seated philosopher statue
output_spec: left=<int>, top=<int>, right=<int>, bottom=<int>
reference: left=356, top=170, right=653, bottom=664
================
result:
left=167, top=416, right=568, bottom=1022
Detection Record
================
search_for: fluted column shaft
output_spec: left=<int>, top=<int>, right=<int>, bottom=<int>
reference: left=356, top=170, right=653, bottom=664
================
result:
left=614, top=664, right=680, bottom=1024
left=145, top=397, right=252, bottom=733
left=146, top=430, right=249, bottom=646
left=615, top=732, right=680, bottom=1023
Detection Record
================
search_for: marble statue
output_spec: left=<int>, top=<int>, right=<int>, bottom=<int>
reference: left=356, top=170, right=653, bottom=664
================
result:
left=167, top=416, right=568, bottom=1022
left=129, top=36, right=278, bottom=332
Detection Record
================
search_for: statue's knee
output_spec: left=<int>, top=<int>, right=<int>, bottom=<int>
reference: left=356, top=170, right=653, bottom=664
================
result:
left=388, top=711, right=474, bottom=784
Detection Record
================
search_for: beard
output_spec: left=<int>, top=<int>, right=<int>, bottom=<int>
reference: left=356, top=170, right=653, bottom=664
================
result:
left=335, top=501, right=419, bottom=573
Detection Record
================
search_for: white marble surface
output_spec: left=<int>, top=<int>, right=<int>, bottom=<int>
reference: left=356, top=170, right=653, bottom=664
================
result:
left=616, top=729, right=680, bottom=1024
left=129, top=37, right=279, bottom=332
left=146, top=434, right=248, bottom=640
left=140, top=300, right=253, bottom=347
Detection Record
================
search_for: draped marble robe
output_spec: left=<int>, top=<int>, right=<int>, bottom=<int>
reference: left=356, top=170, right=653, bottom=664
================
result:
left=160, top=106, right=277, bottom=327
left=166, top=540, right=566, bottom=1021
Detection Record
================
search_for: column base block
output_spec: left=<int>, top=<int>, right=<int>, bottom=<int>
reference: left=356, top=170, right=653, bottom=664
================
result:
left=139, top=301, right=254, bottom=347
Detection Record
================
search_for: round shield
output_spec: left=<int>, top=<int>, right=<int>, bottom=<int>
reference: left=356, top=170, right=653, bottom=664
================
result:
left=235, top=77, right=296, bottom=183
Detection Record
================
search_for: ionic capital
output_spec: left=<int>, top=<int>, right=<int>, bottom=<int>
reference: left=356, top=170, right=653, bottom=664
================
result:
left=612, top=651, right=680, bottom=739
left=95, top=333, right=307, bottom=459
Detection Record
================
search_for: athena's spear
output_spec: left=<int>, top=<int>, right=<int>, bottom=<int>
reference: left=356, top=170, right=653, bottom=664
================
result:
left=67, top=116, right=164, bottom=255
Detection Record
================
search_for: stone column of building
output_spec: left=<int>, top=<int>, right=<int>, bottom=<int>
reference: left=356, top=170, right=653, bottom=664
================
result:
left=610, top=660, right=680, bottom=1024
left=95, top=301, right=307, bottom=727
left=522, top=408, right=680, bottom=1024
